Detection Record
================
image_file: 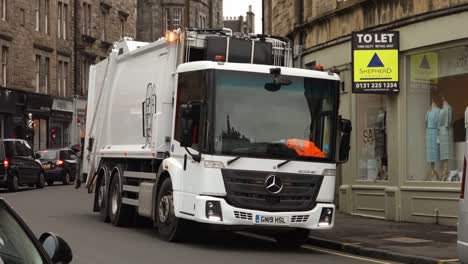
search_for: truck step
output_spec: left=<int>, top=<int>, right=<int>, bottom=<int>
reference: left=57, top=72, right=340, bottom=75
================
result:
left=122, top=198, right=139, bottom=206
left=123, top=171, right=157, bottom=180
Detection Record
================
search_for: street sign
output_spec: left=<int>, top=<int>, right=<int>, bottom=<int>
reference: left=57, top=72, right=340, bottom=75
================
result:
left=352, top=31, right=400, bottom=93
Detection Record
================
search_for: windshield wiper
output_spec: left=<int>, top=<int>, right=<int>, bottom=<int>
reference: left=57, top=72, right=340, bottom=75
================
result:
left=276, top=155, right=300, bottom=169
left=227, top=156, right=242, bottom=166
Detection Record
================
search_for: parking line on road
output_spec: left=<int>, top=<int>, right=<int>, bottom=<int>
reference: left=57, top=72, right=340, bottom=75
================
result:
left=238, top=232, right=393, bottom=264
left=437, top=259, right=459, bottom=264
left=302, top=245, right=394, bottom=264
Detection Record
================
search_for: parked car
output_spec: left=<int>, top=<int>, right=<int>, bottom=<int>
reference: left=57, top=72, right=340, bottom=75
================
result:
left=459, top=146, right=468, bottom=263
left=35, top=149, right=78, bottom=186
left=0, top=197, right=73, bottom=264
left=0, top=139, right=45, bottom=192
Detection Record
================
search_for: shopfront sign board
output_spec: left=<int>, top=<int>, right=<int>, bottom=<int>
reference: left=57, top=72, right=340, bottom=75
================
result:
left=352, top=31, right=400, bottom=93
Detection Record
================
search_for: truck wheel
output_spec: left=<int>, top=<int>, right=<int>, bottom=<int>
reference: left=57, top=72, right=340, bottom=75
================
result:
left=156, top=177, right=186, bottom=242
left=36, top=172, right=45, bottom=189
left=108, top=169, right=134, bottom=226
left=96, top=175, right=110, bottom=222
left=8, top=172, right=19, bottom=192
left=275, top=229, right=310, bottom=248
left=63, top=171, right=70, bottom=185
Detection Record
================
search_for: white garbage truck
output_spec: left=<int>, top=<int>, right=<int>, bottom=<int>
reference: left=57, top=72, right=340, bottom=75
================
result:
left=82, top=28, right=352, bottom=245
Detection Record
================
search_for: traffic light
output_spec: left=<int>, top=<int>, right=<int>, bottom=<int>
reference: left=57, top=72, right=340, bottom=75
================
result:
left=51, top=128, right=56, bottom=139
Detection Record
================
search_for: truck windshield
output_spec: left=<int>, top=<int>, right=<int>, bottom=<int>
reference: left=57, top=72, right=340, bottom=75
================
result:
left=213, top=70, right=339, bottom=162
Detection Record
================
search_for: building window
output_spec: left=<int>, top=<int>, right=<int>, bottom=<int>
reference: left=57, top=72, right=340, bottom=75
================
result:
left=44, top=0, right=49, bottom=34
left=357, top=94, right=389, bottom=181
left=63, top=4, right=67, bottom=39
left=406, top=45, right=468, bottom=183
left=35, top=55, right=41, bottom=92
left=1, top=46, right=7, bottom=87
left=82, top=2, right=91, bottom=35
left=57, top=2, right=61, bottom=38
left=44, top=57, right=50, bottom=93
left=1, top=0, right=6, bottom=21
left=120, top=18, right=125, bottom=38
left=57, top=60, right=62, bottom=96
left=173, top=8, right=182, bottom=30
left=81, top=58, right=91, bottom=95
left=35, top=0, right=40, bottom=31
left=63, top=62, right=68, bottom=96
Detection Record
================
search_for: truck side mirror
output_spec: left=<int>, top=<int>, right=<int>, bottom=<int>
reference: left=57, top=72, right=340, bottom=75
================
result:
left=180, top=104, right=194, bottom=148
left=338, top=118, right=352, bottom=163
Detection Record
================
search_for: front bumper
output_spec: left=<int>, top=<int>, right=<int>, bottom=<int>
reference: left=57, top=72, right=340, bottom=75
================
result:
left=183, top=195, right=335, bottom=230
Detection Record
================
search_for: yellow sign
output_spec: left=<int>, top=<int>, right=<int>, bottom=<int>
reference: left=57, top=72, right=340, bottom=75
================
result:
left=353, top=50, right=399, bottom=82
left=410, top=52, right=438, bottom=84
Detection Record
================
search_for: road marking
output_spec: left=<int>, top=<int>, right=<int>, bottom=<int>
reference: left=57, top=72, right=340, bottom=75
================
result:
left=438, top=259, right=459, bottom=264
left=302, top=245, right=393, bottom=264
left=237, top=232, right=393, bottom=264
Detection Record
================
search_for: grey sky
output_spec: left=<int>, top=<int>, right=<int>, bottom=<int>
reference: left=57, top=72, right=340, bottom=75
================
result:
left=223, top=0, right=262, bottom=34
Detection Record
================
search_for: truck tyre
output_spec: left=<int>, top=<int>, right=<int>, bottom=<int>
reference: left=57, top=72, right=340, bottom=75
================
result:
left=8, top=172, right=19, bottom=192
left=108, top=168, right=134, bottom=226
left=156, top=177, right=186, bottom=242
left=95, top=167, right=110, bottom=222
left=36, top=172, right=45, bottom=189
left=275, top=229, right=310, bottom=248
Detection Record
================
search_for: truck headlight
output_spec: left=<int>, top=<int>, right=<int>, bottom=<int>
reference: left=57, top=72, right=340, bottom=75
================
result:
left=318, top=207, right=334, bottom=226
left=206, top=201, right=223, bottom=221
left=204, top=161, right=225, bottom=169
left=321, top=169, right=336, bottom=176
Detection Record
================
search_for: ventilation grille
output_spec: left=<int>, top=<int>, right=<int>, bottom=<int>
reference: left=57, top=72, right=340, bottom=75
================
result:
left=234, top=211, right=253, bottom=221
left=291, top=215, right=310, bottom=223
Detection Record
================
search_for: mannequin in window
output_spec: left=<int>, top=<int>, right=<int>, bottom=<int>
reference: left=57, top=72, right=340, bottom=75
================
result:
left=375, top=108, right=387, bottom=180
left=426, top=98, right=440, bottom=180
left=439, top=97, right=453, bottom=181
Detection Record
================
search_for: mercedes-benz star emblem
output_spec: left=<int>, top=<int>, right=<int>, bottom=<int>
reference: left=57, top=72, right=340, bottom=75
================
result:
left=265, top=174, right=283, bottom=194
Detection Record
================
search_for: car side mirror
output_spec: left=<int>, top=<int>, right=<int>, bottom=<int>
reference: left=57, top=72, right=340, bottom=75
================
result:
left=180, top=104, right=194, bottom=148
left=35, top=153, right=40, bottom=159
left=39, top=232, right=73, bottom=264
left=338, top=118, right=352, bottom=164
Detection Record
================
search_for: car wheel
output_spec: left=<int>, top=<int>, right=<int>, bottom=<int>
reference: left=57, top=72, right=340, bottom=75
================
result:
left=47, top=180, right=54, bottom=186
left=8, top=172, right=19, bottom=192
left=36, top=172, right=45, bottom=189
left=156, top=177, right=187, bottom=242
left=108, top=166, right=134, bottom=226
left=275, top=229, right=310, bottom=248
left=63, top=171, right=71, bottom=185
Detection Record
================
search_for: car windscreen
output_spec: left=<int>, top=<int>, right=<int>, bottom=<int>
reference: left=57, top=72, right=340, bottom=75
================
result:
left=0, top=202, right=45, bottom=264
left=36, top=151, right=57, bottom=160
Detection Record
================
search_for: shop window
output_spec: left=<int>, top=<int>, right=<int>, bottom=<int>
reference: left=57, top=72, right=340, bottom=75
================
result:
left=357, top=94, right=388, bottom=181
left=407, top=46, right=468, bottom=182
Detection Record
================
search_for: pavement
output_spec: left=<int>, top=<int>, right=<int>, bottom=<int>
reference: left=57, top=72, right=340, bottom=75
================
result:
left=309, top=212, right=460, bottom=264
left=0, top=185, right=398, bottom=264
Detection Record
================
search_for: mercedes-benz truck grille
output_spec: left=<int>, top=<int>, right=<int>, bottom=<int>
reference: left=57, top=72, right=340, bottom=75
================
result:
left=221, top=169, right=324, bottom=212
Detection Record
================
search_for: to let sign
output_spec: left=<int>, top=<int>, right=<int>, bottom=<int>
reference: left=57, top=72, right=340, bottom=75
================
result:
left=352, top=31, right=400, bottom=93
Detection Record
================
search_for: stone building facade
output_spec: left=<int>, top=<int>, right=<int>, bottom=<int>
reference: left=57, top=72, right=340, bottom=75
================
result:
left=265, top=0, right=468, bottom=226
left=137, top=0, right=223, bottom=42
left=0, top=0, right=136, bottom=149
left=223, top=5, right=255, bottom=34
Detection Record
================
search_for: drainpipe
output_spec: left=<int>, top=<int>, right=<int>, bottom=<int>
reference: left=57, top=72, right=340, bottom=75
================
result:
left=262, top=0, right=265, bottom=34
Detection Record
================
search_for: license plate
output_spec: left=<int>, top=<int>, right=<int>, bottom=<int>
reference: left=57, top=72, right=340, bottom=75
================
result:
left=255, top=215, right=289, bottom=225
left=43, top=164, right=51, bottom=169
